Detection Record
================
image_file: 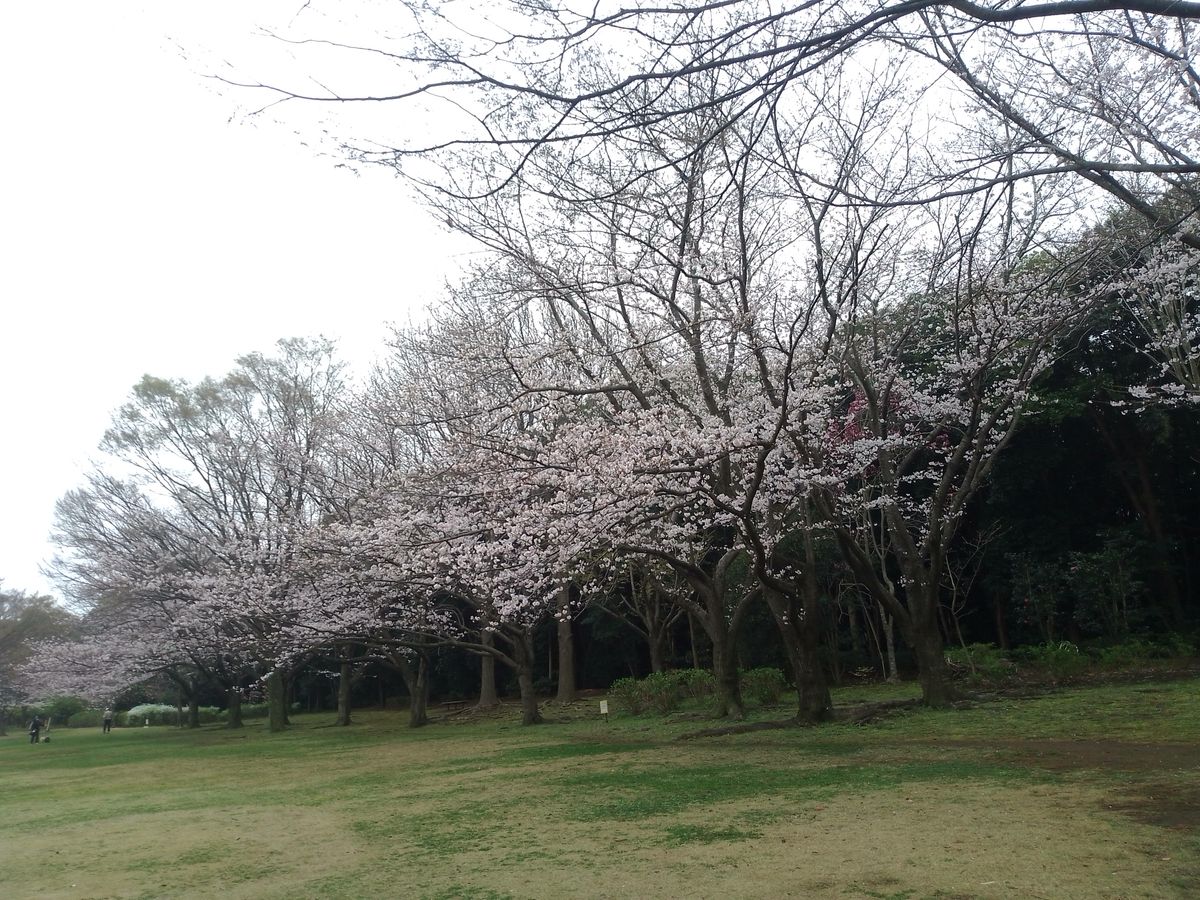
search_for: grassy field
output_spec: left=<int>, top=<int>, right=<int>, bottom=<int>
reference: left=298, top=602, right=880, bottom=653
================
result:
left=1, top=679, right=1198, bottom=899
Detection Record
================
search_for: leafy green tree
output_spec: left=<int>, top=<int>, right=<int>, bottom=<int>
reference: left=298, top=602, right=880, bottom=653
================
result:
left=0, top=586, right=77, bottom=735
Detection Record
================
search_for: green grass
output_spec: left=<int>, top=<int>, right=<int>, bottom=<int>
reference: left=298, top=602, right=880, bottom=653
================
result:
left=1, top=677, right=1197, bottom=899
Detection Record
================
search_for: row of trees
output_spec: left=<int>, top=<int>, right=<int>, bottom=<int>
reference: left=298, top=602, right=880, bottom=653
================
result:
left=12, top=1, right=1200, bottom=727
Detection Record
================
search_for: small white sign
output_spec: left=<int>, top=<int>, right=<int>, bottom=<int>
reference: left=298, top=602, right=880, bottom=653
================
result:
left=599, top=700, right=609, bottom=715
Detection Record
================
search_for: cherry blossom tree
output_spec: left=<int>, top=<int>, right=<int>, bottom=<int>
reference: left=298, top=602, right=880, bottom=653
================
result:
left=810, top=204, right=1092, bottom=705
left=46, top=339, right=353, bottom=732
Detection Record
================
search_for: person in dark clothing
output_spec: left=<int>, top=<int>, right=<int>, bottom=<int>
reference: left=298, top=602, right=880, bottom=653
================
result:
left=28, top=716, right=43, bottom=744
left=102, top=708, right=114, bottom=733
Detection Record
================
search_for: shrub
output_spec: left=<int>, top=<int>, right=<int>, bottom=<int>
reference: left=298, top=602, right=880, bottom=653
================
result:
left=944, top=644, right=1015, bottom=683
left=670, top=668, right=716, bottom=699
left=1016, top=641, right=1087, bottom=677
left=1155, top=633, right=1197, bottom=657
left=608, top=677, right=646, bottom=715
left=640, top=672, right=680, bottom=714
left=741, top=667, right=787, bottom=705
left=42, top=696, right=86, bottom=726
left=1091, top=638, right=1154, bottom=668
left=126, top=704, right=185, bottom=726
left=124, top=704, right=222, bottom=726
left=1090, top=634, right=1195, bottom=668
left=69, top=708, right=107, bottom=728
left=238, top=703, right=265, bottom=720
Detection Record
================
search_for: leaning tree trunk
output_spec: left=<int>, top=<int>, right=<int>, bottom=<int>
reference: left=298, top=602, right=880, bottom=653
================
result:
left=555, top=585, right=577, bottom=703
left=226, top=686, right=243, bottom=729
left=477, top=630, right=499, bottom=708
left=336, top=661, right=353, bottom=726
left=266, top=670, right=288, bottom=733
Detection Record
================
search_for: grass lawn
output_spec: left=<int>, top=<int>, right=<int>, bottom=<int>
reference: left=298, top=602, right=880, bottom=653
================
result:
left=1, top=678, right=1198, bottom=899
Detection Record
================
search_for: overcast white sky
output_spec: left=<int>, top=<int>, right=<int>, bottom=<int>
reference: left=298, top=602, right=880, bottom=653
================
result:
left=1, top=2, right=466, bottom=598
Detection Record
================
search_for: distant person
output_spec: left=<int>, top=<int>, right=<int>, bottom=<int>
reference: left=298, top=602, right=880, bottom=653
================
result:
left=102, top=708, right=114, bottom=733
left=28, top=715, right=43, bottom=744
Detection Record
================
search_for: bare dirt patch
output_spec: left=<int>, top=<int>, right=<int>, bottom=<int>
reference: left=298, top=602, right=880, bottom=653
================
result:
left=928, top=737, right=1200, bottom=838
left=934, top=738, right=1200, bottom=774
left=1105, top=781, right=1200, bottom=831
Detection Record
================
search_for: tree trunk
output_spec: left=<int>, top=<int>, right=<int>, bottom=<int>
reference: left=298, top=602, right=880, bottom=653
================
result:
left=226, top=686, right=243, bottom=729
left=992, top=589, right=1010, bottom=650
left=410, top=655, right=430, bottom=727
left=187, top=696, right=200, bottom=729
left=687, top=612, right=701, bottom=669
left=284, top=674, right=294, bottom=726
left=511, top=628, right=543, bottom=726
left=900, top=587, right=957, bottom=708
left=880, top=604, right=899, bottom=683
left=391, top=652, right=431, bottom=728
left=709, top=627, right=744, bottom=720
left=847, top=596, right=865, bottom=661
left=477, top=630, right=499, bottom=708
left=911, top=628, right=954, bottom=708
left=266, top=670, right=288, bottom=733
left=648, top=633, right=666, bottom=674
left=762, top=585, right=832, bottom=725
left=1091, top=410, right=1186, bottom=626
left=555, top=585, right=577, bottom=703
left=336, top=661, right=353, bottom=726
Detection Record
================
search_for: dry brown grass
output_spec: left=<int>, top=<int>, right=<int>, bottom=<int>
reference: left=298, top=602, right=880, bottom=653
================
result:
left=1, top=680, right=1197, bottom=899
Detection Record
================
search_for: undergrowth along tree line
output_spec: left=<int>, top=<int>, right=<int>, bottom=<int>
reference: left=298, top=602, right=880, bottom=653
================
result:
left=7, top=1, right=1200, bottom=729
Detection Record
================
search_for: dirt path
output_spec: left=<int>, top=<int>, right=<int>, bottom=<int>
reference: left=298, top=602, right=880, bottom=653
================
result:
left=927, top=736, right=1200, bottom=835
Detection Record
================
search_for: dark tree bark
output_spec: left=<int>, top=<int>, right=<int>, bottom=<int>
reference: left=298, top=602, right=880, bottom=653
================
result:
left=555, top=584, right=576, bottom=703
left=1091, top=409, right=1187, bottom=627
left=648, top=633, right=666, bottom=674
left=409, top=655, right=430, bottom=727
left=388, top=651, right=431, bottom=727
left=165, top=670, right=203, bottom=729
left=511, top=628, right=543, bottom=726
left=687, top=612, right=701, bottom=669
left=266, top=670, right=288, bottom=733
left=477, top=629, right=499, bottom=708
left=992, top=589, right=1010, bottom=651
left=758, top=557, right=832, bottom=724
left=226, top=686, right=243, bottom=729
left=336, top=661, right=353, bottom=726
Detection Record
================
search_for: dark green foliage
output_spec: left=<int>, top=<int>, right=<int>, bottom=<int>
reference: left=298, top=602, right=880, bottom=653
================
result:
left=41, top=696, right=86, bottom=726
left=608, top=677, right=646, bottom=715
left=1013, top=642, right=1089, bottom=678
left=741, top=667, right=787, bottom=705
left=670, top=668, right=716, bottom=699
left=640, top=672, right=680, bottom=714
left=944, top=644, right=1016, bottom=684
